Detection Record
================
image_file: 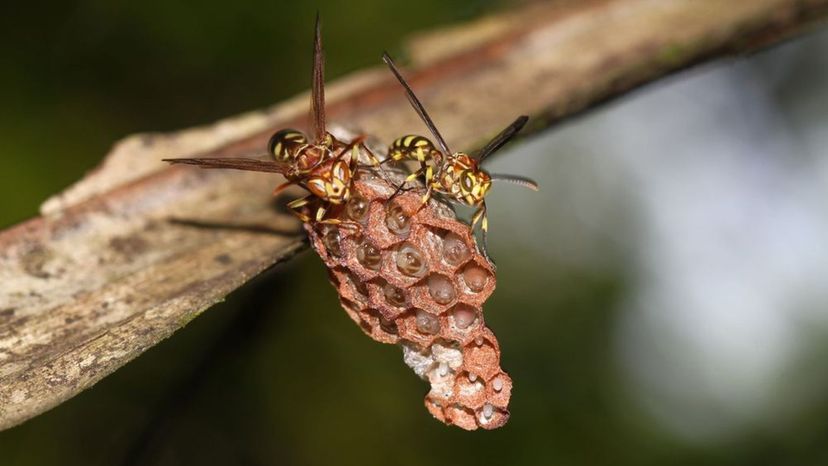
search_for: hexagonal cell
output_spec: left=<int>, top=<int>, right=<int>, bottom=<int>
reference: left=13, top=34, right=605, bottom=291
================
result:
left=427, top=273, right=456, bottom=305
left=451, top=303, right=479, bottom=330
left=384, top=201, right=411, bottom=236
left=321, top=227, right=343, bottom=258
left=340, top=271, right=369, bottom=305
left=396, top=310, right=439, bottom=348
left=395, top=242, right=428, bottom=278
left=364, top=279, right=407, bottom=319
left=440, top=304, right=482, bottom=344
left=453, top=372, right=487, bottom=409
left=345, top=194, right=370, bottom=223
left=357, top=308, right=399, bottom=344
left=355, top=239, right=383, bottom=272
left=415, top=309, right=441, bottom=335
left=486, top=372, right=513, bottom=409
left=464, top=338, right=501, bottom=381
left=378, top=313, right=399, bottom=336
left=445, top=404, right=478, bottom=431
left=442, top=232, right=471, bottom=267
left=477, top=404, right=509, bottom=430
left=409, top=276, right=457, bottom=316
left=461, top=263, right=491, bottom=293
left=472, top=327, right=501, bottom=352
left=383, top=281, right=408, bottom=308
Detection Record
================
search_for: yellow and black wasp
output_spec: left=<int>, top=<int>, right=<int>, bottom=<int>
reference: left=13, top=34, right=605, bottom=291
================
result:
left=164, top=16, right=378, bottom=225
left=381, top=52, right=538, bottom=261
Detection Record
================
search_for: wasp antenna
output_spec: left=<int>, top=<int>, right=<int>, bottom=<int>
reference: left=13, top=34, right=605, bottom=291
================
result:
left=490, top=174, right=539, bottom=191
left=382, top=52, right=451, bottom=155
left=310, top=13, right=326, bottom=144
left=477, top=115, right=529, bottom=163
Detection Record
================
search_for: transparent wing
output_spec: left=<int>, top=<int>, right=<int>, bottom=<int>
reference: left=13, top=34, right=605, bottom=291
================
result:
left=477, top=115, right=528, bottom=162
left=310, top=13, right=326, bottom=144
left=163, top=156, right=290, bottom=174
left=382, top=52, right=451, bottom=155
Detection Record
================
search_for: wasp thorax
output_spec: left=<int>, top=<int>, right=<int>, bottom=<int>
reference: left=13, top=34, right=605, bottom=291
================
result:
left=295, top=147, right=324, bottom=172
left=385, top=203, right=411, bottom=235
left=427, top=274, right=456, bottom=304
left=442, top=233, right=470, bottom=266
left=383, top=283, right=407, bottom=307
left=415, top=310, right=440, bottom=334
left=322, top=229, right=342, bottom=257
left=463, top=265, right=488, bottom=292
left=356, top=241, right=382, bottom=271
left=345, top=195, right=370, bottom=222
left=396, top=243, right=427, bottom=277
left=452, top=304, right=477, bottom=329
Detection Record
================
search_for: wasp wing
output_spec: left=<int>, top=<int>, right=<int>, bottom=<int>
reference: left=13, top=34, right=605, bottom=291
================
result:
left=382, top=52, right=451, bottom=155
left=477, top=115, right=528, bottom=163
left=310, top=13, right=326, bottom=144
left=163, top=157, right=289, bottom=174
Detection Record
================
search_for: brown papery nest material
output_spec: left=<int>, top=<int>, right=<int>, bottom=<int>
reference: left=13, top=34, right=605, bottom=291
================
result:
left=304, top=151, right=511, bottom=430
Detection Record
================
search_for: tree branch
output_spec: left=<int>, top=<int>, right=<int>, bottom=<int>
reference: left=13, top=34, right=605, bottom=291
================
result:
left=1, top=0, right=826, bottom=430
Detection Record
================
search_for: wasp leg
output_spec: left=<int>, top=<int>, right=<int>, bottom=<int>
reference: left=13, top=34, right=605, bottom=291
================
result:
left=314, top=210, right=362, bottom=231
left=380, top=150, right=406, bottom=166
left=471, top=203, right=496, bottom=267
left=315, top=204, right=329, bottom=222
left=352, top=139, right=382, bottom=167
left=416, top=164, right=436, bottom=209
left=316, top=217, right=362, bottom=232
left=287, top=195, right=313, bottom=223
left=272, top=180, right=296, bottom=197
left=388, top=168, right=426, bottom=203
left=362, top=150, right=382, bottom=167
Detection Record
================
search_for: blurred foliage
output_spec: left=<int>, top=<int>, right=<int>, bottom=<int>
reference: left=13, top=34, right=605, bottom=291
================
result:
left=3, top=1, right=828, bottom=466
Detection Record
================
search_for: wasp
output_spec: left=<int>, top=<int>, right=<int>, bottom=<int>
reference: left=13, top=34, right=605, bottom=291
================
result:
left=163, top=16, right=379, bottom=225
left=381, top=52, right=538, bottom=261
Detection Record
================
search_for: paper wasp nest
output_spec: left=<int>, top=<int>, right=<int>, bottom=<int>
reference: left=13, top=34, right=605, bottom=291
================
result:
left=304, top=161, right=512, bottom=430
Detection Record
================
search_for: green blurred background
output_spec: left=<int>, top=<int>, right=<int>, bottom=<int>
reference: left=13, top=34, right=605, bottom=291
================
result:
left=3, top=1, right=828, bottom=465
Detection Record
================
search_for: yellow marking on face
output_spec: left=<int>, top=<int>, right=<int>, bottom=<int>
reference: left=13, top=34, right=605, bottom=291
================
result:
left=306, top=178, right=327, bottom=198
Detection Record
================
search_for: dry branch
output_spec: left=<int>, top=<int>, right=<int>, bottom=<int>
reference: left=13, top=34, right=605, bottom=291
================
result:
left=1, top=0, right=826, bottom=430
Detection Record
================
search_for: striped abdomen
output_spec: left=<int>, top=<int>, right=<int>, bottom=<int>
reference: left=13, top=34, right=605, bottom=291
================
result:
left=388, top=135, right=439, bottom=163
left=268, top=129, right=308, bottom=162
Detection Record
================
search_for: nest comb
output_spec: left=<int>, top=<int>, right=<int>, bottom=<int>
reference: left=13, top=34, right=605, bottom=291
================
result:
left=304, top=164, right=512, bottom=430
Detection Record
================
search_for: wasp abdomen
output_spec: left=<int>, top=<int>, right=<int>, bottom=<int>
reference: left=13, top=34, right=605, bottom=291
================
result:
left=388, top=135, right=437, bottom=162
left=268, top=129, right=308, bottom=162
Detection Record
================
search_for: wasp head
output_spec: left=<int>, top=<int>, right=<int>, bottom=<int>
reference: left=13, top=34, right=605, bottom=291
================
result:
left=305, top=159, right=351, bottom=205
